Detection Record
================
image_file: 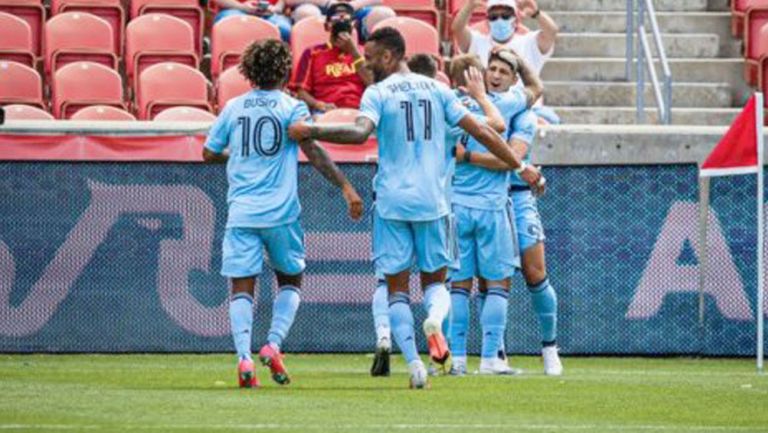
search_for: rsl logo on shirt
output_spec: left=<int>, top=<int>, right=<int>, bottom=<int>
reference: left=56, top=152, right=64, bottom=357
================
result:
left=325, top=62, right=356, bottom=78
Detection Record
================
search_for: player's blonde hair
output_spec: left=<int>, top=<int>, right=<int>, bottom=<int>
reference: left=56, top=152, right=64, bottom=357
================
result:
left=449, top=54, right=484, bottom=87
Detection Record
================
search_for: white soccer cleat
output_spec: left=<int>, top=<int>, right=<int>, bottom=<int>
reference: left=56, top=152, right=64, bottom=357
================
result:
left=449, top=357, right=467, bottom=376
left=478, top=357, right=522, bottom=375
left=542, top=345, right=563, bottom=376
left=408, top=360, right=429, bottom=389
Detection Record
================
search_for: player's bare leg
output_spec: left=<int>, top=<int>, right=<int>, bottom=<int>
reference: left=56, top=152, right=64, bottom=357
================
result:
left=231, top=277, right=260, bottom=388
left=387, top=270, right=428, bottom=389
left=258, top=271, right=302, bottom=385
left=522, top=243, right=562, bottom=376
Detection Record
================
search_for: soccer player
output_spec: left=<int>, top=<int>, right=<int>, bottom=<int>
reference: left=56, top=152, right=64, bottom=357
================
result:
left=461, top=52, right=563, bottom=377
left=447, top=50, right=542, bottom=376
left=289, top=27, right=542, bottom=388
left=203, top=40, right=364, bottom=388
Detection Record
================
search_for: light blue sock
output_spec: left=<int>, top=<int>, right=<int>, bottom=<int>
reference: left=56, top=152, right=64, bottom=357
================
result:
left=449, top=287, right=470, bottom=357
left=229, top=292, right=254, bottom=360
left=480, top=287, right=509, bottom=359
left=423, top=282, right=451, bottom=324
left=267, top=285, right=300, bottom=348
left=476, top=291, right=487, bottom=321
left=389, top=292, right=419, bottom=364
left=372, top=280, right=390, bottom=341
left=528, top=278, right=558, bottom=346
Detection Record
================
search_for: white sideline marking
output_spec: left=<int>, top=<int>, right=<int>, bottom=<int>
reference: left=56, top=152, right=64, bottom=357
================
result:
left=0, top=424, right=763, bottom=432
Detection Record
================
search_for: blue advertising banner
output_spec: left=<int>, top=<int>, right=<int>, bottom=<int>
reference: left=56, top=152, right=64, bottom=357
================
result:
left=0, top=163, right=764, bottom=355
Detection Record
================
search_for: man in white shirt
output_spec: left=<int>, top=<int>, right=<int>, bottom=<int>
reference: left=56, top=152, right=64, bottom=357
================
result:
left=450, top=0, right=560, bottom=123
left=452, top=0, right=558, bottom=71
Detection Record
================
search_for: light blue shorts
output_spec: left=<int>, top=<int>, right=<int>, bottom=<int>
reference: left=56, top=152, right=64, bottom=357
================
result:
left=221, top=220, right=306, bottom=278
left=452, top=203, right=519, bottom=282
left=510, top=190, right=545, bottom=253
left=372, top=210, right=458, bottom=276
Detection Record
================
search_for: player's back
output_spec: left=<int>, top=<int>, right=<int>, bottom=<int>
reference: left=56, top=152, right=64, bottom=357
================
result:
left=205, top=88, right=310, bottom=228
left=360, top=72, right=468, bottom=221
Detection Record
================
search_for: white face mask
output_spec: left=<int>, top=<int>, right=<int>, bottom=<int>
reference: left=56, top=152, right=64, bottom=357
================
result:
left=489, top=17, right=515, bottom=42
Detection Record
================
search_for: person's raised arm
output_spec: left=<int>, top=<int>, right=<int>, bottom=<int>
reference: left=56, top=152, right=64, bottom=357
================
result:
left=451, top=0, right=478, bottom=53
left=517, top=0, right=558, bottom=55
left=299, top=139, right=364, bottom=220
left=289, top=116, right=376, bottom=145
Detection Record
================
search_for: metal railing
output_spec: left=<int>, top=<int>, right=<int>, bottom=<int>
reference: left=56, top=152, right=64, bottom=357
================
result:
left=626, top=0, right=673, bottom=124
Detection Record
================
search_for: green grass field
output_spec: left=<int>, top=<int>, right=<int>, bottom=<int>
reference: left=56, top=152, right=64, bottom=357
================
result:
left=0, top=354, right=766, bottom=432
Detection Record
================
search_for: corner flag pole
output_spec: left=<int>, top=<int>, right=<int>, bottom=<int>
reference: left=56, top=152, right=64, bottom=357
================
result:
left=757, top=91, right=765, bottom=374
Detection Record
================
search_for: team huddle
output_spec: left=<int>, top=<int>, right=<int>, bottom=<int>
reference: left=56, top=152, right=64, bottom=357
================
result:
left=203, top=26, right=562, bottom=389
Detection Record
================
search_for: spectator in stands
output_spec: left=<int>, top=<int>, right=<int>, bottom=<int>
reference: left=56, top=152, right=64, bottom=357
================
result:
left=214, top=0, right=293, bottom=42
left=451, top=0, right=560, bottom=123
left=290, top=2, right=373, bottom=112
left=291, top=0, right=395, bottom=42
left=407, top=53, right=438, bottom=79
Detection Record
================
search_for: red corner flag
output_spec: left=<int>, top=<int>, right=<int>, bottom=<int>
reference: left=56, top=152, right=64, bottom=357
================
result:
left=700, top=95, right=760, bottom=177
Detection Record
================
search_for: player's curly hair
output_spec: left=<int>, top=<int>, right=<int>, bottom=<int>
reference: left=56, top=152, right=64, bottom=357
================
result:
left=239, top=39, right=292, bottom=89
left=367, top=26, right=406, bottom=60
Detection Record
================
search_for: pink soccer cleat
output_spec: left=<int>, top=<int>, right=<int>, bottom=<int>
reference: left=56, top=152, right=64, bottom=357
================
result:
left=238, top=358, right=259, bottom=388
left=258, top=343, right=291, bottom=385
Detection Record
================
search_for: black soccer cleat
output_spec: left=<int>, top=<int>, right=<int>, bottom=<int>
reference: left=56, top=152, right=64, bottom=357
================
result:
left=370, top=337, right=391, bottom=377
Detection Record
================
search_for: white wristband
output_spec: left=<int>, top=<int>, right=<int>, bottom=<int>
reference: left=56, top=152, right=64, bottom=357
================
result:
left=514, top=162, right=528, bottom=175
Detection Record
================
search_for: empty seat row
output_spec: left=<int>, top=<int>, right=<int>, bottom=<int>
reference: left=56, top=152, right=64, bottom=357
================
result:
left=1, top=60, right=252, bottom=120
left=0, top=0, right=203, bottom=57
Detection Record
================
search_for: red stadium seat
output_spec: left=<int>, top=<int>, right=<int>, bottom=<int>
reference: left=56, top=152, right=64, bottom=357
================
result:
left=744, top=7, right=768, bottom=85
left=51, top=0, right=125, bottom=57
left=303, top=108, right=378, bottom=163
left=0, top=0, right=45, bottom=57
left=52, top=61, right=125, bottom=119
left=0, top=12, right=36, bottom=67
left=125, top=14, right=198, bottom=92
left=130, top=0, right=204, bottom=56
left=154, top=106, right=217, bottom=121
left=216, top=67, right=252, bottom=111
left=70, top=104, right=136, bottom=121
left=136, top=62, right=212, bottom=120
left=2, top=104, right=54, bottom=120
left=0, top=61, right=44, bottom=109
left=291, top=17, right=336, bottom=70
left=44, top=12, right=117, bottom=76
left=381, top=0, right=439, bottom=29
left=373, top=17, right=441, bottom=66
left=732, top=0, right=768, bottom=37
left=211, top=15, right=281, bottom=80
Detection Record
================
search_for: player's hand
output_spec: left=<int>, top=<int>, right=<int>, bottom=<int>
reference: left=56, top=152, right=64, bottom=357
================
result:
left=517, top=0, right=538, bottom=18
left=342, top=184, right=364, bottom=221
left=531, top=166, right=546, bottom=197
left=520, top=164, right=543, bottom=193
left=336, top=32, right=357, bottom=56
left=461, top=66, right=486, bottom=101
left=289, top=121, right=312, bottom=141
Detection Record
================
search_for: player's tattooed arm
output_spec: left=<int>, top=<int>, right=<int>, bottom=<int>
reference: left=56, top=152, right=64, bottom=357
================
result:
left=289, top=117, right=375, bottom=145
left=505, top=50, right=544, bottom=108
left=202, top=147, right=229, bottom=163
left=459, top=137, right=528, bottom=171
left=299, top=139, right=364, bottom=220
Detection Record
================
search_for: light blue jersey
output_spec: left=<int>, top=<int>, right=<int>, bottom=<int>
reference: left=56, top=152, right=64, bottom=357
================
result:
left=205, top=89, right=310, bottom=228
left=359, top=72, right=470, bottom=221
left=452, top=89, right=528, bottom=210
left=508, top=109, right=538, bottom=188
